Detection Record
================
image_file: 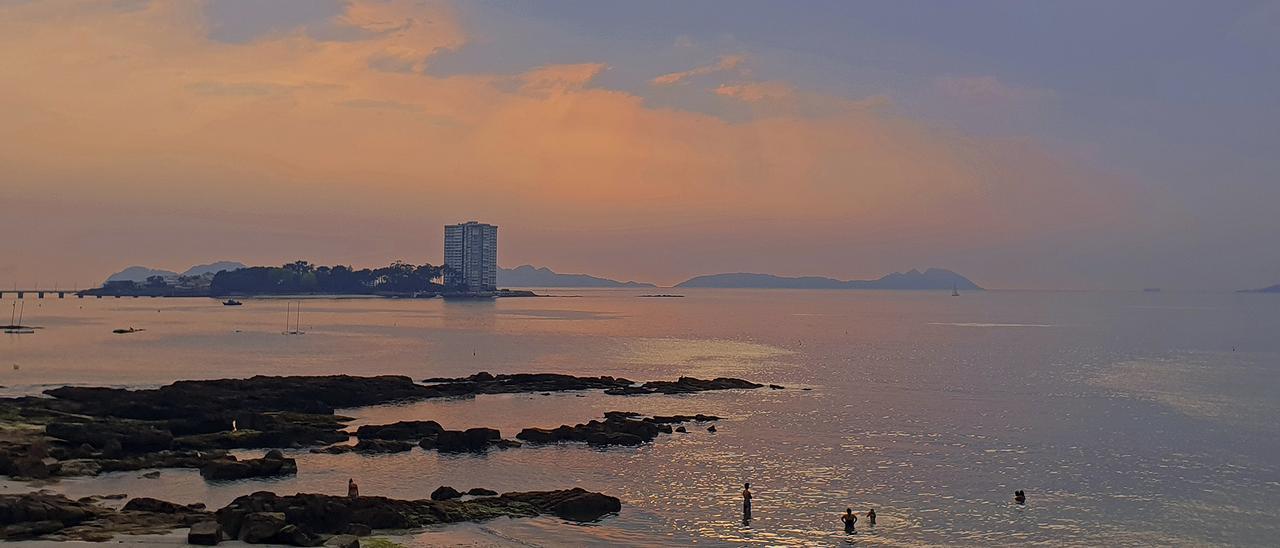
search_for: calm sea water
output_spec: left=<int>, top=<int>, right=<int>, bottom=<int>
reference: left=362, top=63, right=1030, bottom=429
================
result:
left=2, top=289, right=1279, bottom=546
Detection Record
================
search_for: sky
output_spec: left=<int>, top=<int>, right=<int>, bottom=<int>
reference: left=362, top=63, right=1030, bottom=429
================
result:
left=1, top=0, right=1278, bottom=290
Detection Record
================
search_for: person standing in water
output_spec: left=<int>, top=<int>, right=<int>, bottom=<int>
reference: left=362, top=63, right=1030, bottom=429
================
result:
left=867, top=508, right=877, bottom=526
left=841, top=508, right=857, bottom=534
left=742, top=483, right=753, bottom=521
left=348, top=478, right=360, bottom=498
left=1014, top=490, right=1026, bottom=505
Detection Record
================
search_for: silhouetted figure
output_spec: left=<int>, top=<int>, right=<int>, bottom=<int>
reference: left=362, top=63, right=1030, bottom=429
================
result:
left=742, top=483, right=752, bottom=520
left=1014, top=490, right=1026, bottom=505
left=348, top=478, right=360, bottom=498
left=867, top=508, right=876, bottom=526
left=842, top=507, right=857, bottom=533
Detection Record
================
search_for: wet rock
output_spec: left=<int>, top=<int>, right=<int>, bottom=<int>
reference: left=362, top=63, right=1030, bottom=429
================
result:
left=140, top=470, right=161, bottom=479
left=343, top=523, right=371, bottom=536
left=769, top=384, right=785, bottom=390
left=123, top=497, right=203, bottom=514
left=675, top=426, right=687, bottom=433
left=310, top=444, right=354, bottom=454
left=237, top=511, right=287, bottom=543
left=1, top=492, right=210, bottom=541
left=466, top=488, right=498, bottom=496
left=422, top=372, right=634, bottom=395
left=188, top=520, right=223, bottom=545
left=424, top=427, right=508, bottom=452
left=214, top=488, right=621, bottom=536
left=351, top=439, right=414, bottom=453
left=0, top=493, right=96, bottom=535
left=46, top=420, right=174, bottom=453
left=431, top=486, right=463, bottom=501
left=324, top=533, right=360, bottom=548
left=200, top=452, right=297, bottom=481
left=640, top=376, right=764, bottom=394
left=603, top=386, right=653, bottom=396
left=354, top=420, right=443, bottom=441
left=517, top=413, right=715, bottom=446
left=3, top=519, right=65, bottom=538
left=706, top=425, right=717, bottom=432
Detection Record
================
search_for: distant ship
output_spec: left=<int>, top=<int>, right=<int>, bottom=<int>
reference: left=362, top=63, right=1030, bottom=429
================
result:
left=223, top=299, right=243, bottom=306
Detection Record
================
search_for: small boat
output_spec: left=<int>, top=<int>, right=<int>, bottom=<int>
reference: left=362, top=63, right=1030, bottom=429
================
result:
left=283, top=301, right=305, bottom=335
left=3, top=301, right=35, bottom=334
left=112, top=327, right=145, bottom=334
left=223, top=299, right=243, bottom=306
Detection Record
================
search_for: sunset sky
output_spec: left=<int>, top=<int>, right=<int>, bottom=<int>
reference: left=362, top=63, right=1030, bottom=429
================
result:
left=2, top=0, right=1278, bottom=289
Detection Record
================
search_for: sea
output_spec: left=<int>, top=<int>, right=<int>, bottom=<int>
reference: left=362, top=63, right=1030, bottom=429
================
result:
left=2, top=289, right=1278, bottom=546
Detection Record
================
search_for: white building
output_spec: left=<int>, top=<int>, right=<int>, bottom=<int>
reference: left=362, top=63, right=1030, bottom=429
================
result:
left=443, top=221, right=498, bottom=291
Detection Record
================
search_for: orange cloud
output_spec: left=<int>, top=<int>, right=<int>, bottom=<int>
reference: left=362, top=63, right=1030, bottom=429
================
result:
left=0, top=0, right=1138, bottom=287
left=651, top=54, right=746, bottom=86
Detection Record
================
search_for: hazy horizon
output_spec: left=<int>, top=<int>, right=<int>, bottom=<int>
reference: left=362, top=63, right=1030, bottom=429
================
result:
left=3, top=1, right=1279, bottom=291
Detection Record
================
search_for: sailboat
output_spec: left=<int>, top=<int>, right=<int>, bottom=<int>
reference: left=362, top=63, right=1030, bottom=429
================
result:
left=5, top=301, right=35, bottom=334
left=283, top=301, right=305, bottom=335
left=952, top=283, right=960, bottom=297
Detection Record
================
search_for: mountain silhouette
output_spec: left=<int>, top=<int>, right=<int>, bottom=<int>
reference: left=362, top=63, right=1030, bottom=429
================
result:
left=675, top=268, right=982, bottom=290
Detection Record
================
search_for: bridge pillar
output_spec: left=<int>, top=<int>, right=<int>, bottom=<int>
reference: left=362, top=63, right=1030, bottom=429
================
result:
left=37, top=292, right=44, bottom=299
left=77, top=294, right=84, bottom=299
left=0, top=291, right=4, bottom=299
left=17, top=292, right=23, bottom=299
left=58, top=292, right=65, bottom=298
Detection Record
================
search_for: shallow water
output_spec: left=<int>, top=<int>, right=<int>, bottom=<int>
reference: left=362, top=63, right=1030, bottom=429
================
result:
left=3, top=289, right=1279, bottom=546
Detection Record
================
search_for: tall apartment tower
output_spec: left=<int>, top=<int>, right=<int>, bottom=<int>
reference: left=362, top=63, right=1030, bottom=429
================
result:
left=443, top=221, right=498, bottom=291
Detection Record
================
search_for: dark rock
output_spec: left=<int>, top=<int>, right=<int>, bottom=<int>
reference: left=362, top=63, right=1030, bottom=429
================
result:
left=502, top=488, right=622, bottom=522
left=603, top=386, right=653, bottom=396
left=141, top=470, right=161, bottom=479
left=675, top=426, right=687, bottom=433
left=706, top=425, right=717, bottom=432
left=1, top=491, right=211, bottom=541
left=353, top=439, right=414, bottom=453
left=3, top=519, right=66, bottom=538
left=428, top=427, right=505, bottom=452
left=640, top=376, right=764, bottom=394
left=0, top=493, right=96, bottom=533
left=431, top=486, right=463, bottom=501
left=200, top=453, right=297, bottom=481
left=214, top=488, right=621, bottom=535
left=422, top=372, right=633, bottom=395
left=46, top=420, right=174, bottom=453
left=324, top=534, right=360, bottom=548
left=123, top=497, right=202, bottom=514
left=354, top=420, right=443, bottom=441
left=310, top=444, right=354, bottom=454
left=342, top=522, right=371, bottom=536
left=187, top=520, right=223, bottom=545
left=769, top=384, right=785, bottom=390
left=517, top=413, right=714, bottom=446
left=466, top=488, right=498, bottom=496
left=238, top=511, right=287, bottom=543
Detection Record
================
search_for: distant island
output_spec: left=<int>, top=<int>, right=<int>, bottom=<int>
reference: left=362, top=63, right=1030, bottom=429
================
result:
left=674, top=268, right=982, bottom=290
left=499, top=265, right=656, bottom=288
left=84, top=261, right=533, bottom=298
left=1239, top=283, right=1280, bottom=293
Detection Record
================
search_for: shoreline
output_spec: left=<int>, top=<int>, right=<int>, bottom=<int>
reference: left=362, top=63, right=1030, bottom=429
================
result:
left=0, top=372, right=765, bottom=544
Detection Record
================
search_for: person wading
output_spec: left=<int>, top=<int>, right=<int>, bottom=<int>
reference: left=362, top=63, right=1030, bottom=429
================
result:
left=841, top=508, right=857, bottom=534
left=348, top=478, right=360, bottom=498
left=742, top=483, right=753, bottom=521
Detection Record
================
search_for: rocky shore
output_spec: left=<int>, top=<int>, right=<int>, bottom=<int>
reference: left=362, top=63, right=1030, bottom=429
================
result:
left=0, top=487, right=621, bottom=544
left=0, top=372, right=763, bottom=481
